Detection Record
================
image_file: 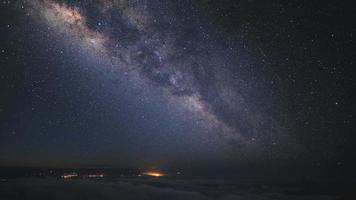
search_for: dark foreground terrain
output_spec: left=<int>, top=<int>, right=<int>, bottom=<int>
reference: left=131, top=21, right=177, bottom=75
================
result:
left=0, top=167, right=355, bottom=200
left=1, top=177, right=355, bottom=200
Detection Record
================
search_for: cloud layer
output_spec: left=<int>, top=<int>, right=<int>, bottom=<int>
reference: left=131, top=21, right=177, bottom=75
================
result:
left=0, top=178, right=336, bottom=200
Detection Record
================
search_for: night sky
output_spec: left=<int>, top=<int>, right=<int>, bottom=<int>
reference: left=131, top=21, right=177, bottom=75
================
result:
left=1, top=0, right=355, bottom=180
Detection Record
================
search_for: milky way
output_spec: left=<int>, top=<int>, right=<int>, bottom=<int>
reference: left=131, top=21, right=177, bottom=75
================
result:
left=19, top=0, right=295, bottom=155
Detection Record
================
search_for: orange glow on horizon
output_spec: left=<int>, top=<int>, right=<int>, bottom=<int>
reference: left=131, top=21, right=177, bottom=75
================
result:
left=142, top=172, right=164, bottom=177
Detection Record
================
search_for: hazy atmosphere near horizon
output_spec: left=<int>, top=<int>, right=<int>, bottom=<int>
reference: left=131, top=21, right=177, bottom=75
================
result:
left=0, top=0, right=355, bottom=199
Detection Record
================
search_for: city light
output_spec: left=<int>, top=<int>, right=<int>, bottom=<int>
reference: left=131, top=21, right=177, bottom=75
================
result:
left=142, top=172, right=164, bottom=177
left=87, top=174, right=104, bottom=178
left=61, top=173, right=78, bottom=179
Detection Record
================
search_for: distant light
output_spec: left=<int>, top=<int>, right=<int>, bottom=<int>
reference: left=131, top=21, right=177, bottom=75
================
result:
left=143, top=172, right=164, bottom=177
left=87, top=174, right=104, bottom=178
left=61, top=173, right=78, bottom=179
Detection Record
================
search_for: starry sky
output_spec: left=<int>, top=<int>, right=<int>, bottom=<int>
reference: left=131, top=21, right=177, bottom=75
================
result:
left=0, top=0, right=355, bottom=179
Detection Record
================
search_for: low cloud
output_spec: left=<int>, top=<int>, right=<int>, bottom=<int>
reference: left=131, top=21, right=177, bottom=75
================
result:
left=0, top=178, right=336, bottom=200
